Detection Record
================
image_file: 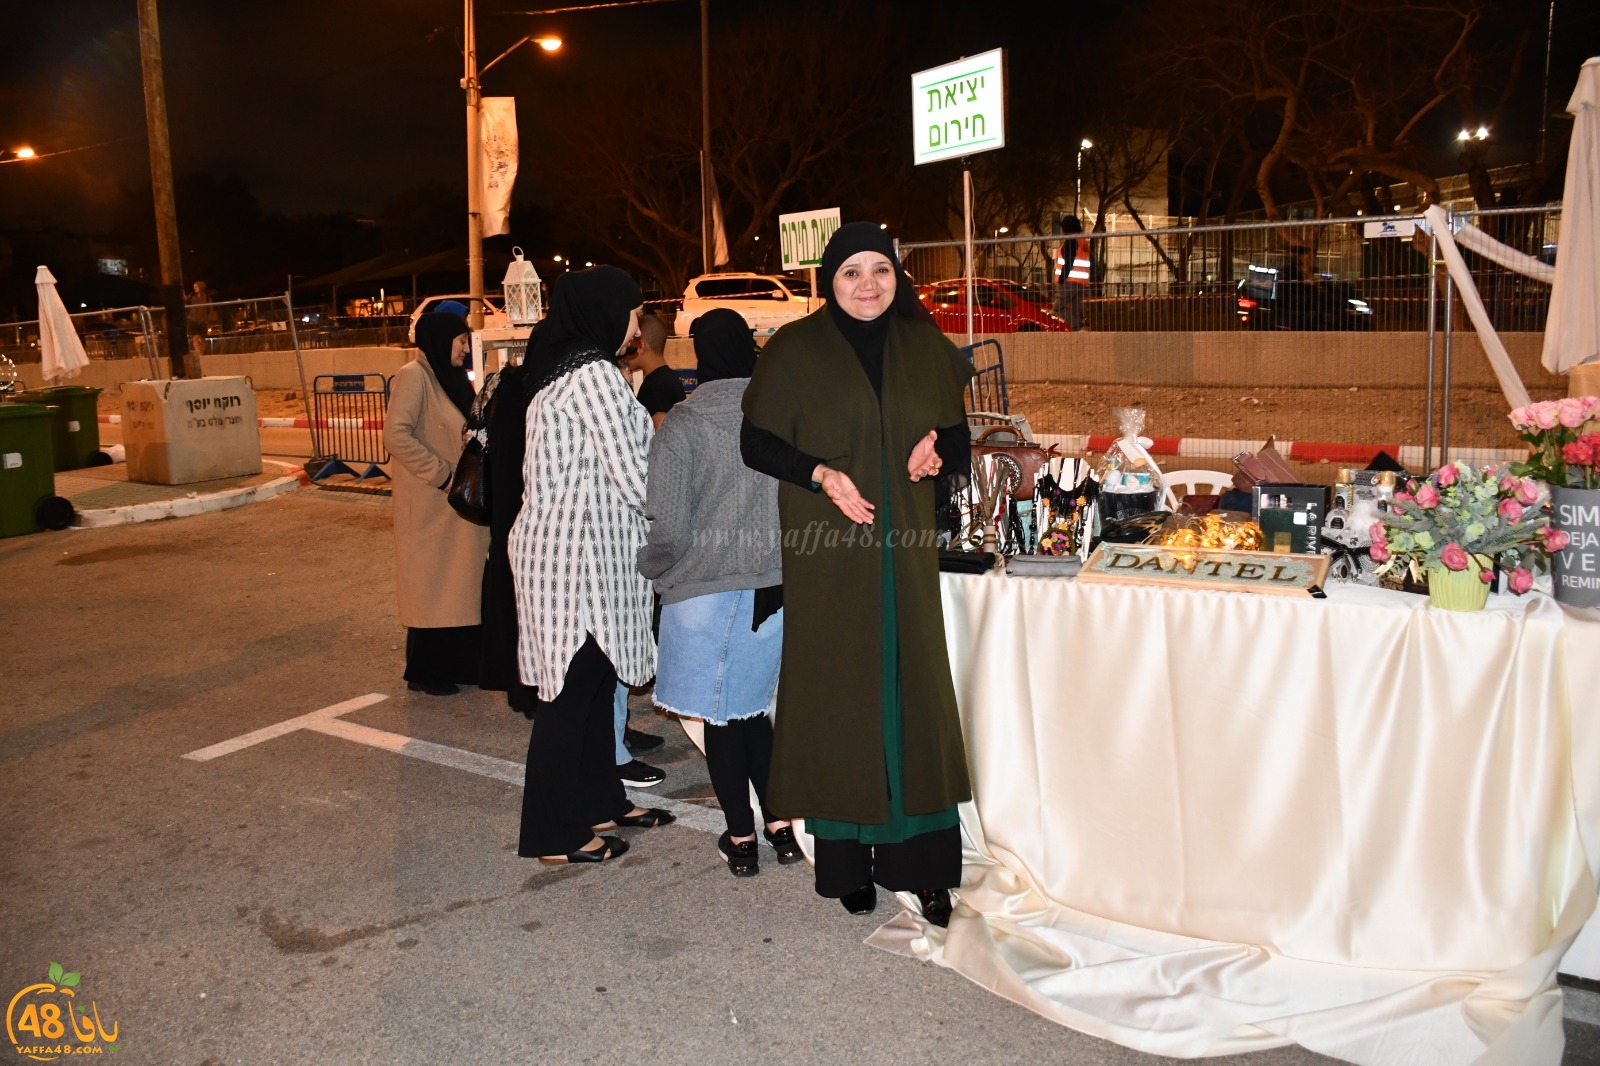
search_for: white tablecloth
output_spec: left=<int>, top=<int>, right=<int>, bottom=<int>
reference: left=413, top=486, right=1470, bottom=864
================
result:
left=870, top=574, right=1600, bottom=1066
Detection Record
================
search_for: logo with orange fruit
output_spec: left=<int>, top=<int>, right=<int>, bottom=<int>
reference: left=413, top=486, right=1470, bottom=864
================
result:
left=6, top=963, right=119, bottom=1060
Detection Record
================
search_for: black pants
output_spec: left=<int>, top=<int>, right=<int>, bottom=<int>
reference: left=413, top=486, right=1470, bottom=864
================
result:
left=518, top=636, right=631, bottom=857
left=404, top=625, right=482, bottom=686
left=704, top=714, right=774, bottom=838
left=812, top=824, right=962, bottom=897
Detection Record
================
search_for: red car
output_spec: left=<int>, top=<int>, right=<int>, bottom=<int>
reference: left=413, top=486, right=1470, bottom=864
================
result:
left=917, top=278, right=1070, bottom=332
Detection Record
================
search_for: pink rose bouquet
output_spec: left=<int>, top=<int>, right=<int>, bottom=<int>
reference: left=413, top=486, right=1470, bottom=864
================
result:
left=1376, top=461, right=1557, bottom=596
left=1509, top=397, right=1600, bottom=488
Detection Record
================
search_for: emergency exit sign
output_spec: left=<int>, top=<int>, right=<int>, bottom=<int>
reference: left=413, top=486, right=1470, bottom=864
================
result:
left=912, top=49, right=1006, bottom=165
left=778, top=208, right=841, bottom=270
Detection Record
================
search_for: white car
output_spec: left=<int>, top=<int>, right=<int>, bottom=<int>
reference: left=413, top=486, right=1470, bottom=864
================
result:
left=673, top=273, right=819, bottom=336
left=408, top=294, right=508, bottom=343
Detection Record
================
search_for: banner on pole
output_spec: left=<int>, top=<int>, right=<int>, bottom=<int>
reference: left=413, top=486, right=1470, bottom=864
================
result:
left=778, top=208, right=841, bottom=270
left=912, top=49, right=1005, bottom=166
left=479, top=97, right=519, bottom=237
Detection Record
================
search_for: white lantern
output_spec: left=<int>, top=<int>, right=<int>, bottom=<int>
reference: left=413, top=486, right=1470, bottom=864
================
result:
left=502, top=246, right=543, bottom=327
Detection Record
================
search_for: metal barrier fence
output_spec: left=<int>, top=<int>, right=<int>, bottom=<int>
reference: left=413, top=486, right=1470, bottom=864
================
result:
left=309, top=373, right=390, bottom=482
left=898, top=205, right=1561, bottom=335
left=0, top=304, right=166, bottom=376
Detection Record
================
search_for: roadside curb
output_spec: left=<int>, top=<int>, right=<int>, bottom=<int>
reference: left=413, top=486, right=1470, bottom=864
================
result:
left=1032, top=434, right=1528, bottom=468
left=71, top=461, right=310, bottom=529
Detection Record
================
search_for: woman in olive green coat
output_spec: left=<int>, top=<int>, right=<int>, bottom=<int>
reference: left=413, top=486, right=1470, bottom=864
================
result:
left=741, top=223, right=973, bottom=925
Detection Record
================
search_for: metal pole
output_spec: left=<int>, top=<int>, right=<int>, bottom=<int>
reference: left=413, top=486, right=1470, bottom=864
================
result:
left=1442, top=268, right=1454, bottom=468
left=1424, top=232, right=1438, bottom=473
left=465, top=0, right=485, bottom=330
left=139, top=306, right=160, bottom=379
left=700, top=0, right=711, bottom=275
left=136, top=0, right=191, bottom=379
left=1538, top=1, right=1556, bottom=166
left=284, top=282, right=313, bottom=430
left=963, top=168, right=975, bottom=344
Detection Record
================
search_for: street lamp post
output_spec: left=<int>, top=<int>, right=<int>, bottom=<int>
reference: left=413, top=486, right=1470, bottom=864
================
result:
left=463, top=1, right=559, bottom=330
left=1075, top=139, right=1092, bottom=223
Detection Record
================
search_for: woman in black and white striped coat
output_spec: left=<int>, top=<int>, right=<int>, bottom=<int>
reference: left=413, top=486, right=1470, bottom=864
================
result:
left=508, top=266, right=675, bottom=865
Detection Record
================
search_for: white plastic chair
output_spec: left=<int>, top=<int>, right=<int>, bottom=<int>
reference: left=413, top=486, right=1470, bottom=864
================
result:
left=1161, top=469, right=1237, bottom=511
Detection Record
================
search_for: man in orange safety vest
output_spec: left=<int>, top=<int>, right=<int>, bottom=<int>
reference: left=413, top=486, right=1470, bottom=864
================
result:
left=1053, top=217, right=1090, bottom=330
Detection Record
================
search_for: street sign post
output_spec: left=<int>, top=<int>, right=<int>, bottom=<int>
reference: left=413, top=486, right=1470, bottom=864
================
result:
left=778, top=208, right=841, bottom=270
left=912, top=49, right=1006, bottom=342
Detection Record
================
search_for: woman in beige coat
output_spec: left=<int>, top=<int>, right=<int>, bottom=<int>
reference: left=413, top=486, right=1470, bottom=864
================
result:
left=383, top=312, right=490, bottom=695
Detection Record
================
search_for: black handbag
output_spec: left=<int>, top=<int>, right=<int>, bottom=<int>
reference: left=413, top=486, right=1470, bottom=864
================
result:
left=447, top=439, right=490, bottom=525
left=446, top=371, right=499, bottom=526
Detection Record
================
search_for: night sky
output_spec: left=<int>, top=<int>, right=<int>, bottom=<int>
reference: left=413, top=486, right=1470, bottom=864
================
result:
left=2, top=0, right=1596, bottom=296
left=1, top=0, right=1130, bottom=229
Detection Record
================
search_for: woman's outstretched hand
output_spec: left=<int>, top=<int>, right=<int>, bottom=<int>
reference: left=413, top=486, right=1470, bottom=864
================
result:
left=907, top=430, right=941, bottom=482
left=813, top=464, right=875, bottom=525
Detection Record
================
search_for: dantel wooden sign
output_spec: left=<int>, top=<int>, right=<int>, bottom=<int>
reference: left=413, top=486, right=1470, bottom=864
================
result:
left=1078, top=545, right=1331, bottom=598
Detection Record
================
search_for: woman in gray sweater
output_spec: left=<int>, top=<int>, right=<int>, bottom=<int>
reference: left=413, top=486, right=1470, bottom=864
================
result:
left=638, top=309, right=799, bottom=876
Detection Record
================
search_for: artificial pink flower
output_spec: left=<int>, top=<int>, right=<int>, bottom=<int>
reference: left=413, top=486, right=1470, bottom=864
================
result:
left=1395, top=490, right=1414, bottom=503
left=1559, top=397, right=1591, bottom=429
left=1368, top=538, right=1389, bottom=563
left=1500, top=473, right=1521, bottom=494
left=1541, top=526, right=1571, bottom=553
left=1440, top=542, right=1470, bottom=571
left=1498, top=498, right=1524, bottom=522
left=1436, top=463, right=1459, bottom=488
left=1517, top=477, right=1541, bottom=505
left=1416, top=483, right=1441, bottom=509
left=1480, top=567, right=1495, bottom=584
left=1564, top=440, right=1594, bottom=466
left=1533, top=402, right=1563, bottom=430
left=1509, top=405, right=1531, bottom=430
left=1585, top=397, right=1600, bottom=421
left=1509, top=567, right=1534, bottom=594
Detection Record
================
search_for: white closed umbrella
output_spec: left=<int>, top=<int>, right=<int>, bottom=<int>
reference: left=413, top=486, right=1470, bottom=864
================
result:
left=1543, top=57, right=1600, bottom=374
left=35, top=265, right=90, bottom=382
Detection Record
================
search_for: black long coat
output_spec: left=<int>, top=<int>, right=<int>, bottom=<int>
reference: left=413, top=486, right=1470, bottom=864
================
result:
left=478, top=364, right=533, bottom=697
left=744, top=308, right=974, bottom=823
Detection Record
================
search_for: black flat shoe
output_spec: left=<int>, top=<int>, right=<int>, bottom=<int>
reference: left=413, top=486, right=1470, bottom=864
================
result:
left=537, top=835, right=628, bottom=866
left=592, top=807, right=676, bottom=830
left=718, top=831, right=759, bottom=877
left=839, top=884, right=877, bottom=915
left=763, top=825, right=804, bottom=865
left=914, top=888, right=953, bottom=928
left=623, top=727, right=664, bottom=753
left=407, top=680, right=459, bottom=696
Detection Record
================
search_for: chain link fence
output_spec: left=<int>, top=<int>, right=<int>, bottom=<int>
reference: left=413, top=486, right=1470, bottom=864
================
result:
left=905, top=204, right=1563, bottom=475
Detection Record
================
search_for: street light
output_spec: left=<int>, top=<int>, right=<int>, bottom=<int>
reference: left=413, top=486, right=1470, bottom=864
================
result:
left=1076, top=139, right=1093, bottom=221
left=1458, top=126, right=1489, bottom=142
left=464, top=3, right=562, bottom=330
left=14, top=147, right=35, bottom=159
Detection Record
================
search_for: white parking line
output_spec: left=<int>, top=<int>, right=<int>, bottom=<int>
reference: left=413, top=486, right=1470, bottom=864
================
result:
left=181, top=694, right=725, bottom=835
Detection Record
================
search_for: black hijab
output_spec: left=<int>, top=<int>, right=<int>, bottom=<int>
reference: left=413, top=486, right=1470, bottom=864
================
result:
left=819, top=222, right=930, bottom=396
left=690, top=308, right=759, bottom=384
left=414, top=311, right=474, bottom=417
left=522, top=265, right=643, bottom=398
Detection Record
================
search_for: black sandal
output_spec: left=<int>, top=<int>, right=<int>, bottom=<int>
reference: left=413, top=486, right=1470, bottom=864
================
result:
left=538, top=835, right=629, bottom=866
left=593, top=807, right=676, bottom=830
left=763, top=824, right=804, bottom=865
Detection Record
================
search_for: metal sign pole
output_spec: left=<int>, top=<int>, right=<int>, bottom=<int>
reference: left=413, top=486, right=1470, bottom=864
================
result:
left=964, top=167, right=975, bottom=344
left=1424, top=231, right=1438, bottom=473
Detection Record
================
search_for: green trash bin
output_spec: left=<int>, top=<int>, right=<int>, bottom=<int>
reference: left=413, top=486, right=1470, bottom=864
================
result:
left=12, top=385, right=103, bottom=470
left=0, top=404, right=74, bottom=538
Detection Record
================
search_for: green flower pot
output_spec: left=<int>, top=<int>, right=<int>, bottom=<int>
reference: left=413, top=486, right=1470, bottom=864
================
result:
left=1427, top=558, right=1490, bottom=612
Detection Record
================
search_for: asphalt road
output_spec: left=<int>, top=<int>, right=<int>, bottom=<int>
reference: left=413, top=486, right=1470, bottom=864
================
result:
left=3, top=488, right=1599, bottom=1065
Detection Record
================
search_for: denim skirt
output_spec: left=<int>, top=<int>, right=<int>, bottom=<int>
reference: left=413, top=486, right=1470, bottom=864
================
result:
left=654, top=588, right=782, bottom=724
